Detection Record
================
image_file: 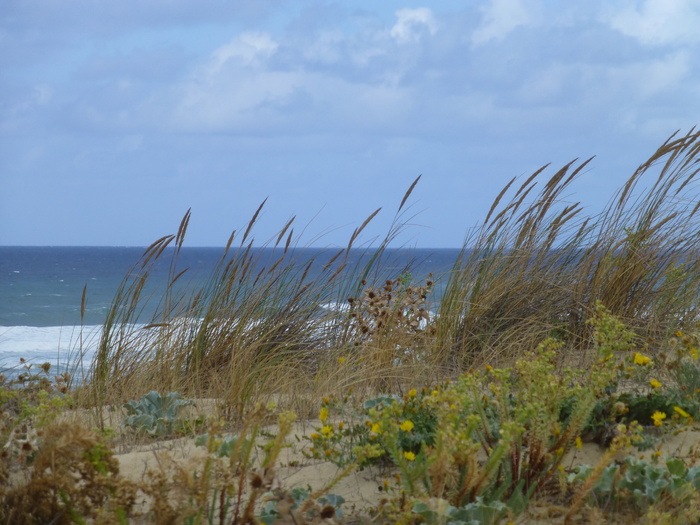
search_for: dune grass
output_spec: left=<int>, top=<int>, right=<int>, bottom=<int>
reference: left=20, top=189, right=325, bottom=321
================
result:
left=437, top=128, right=700, bottom=370
left=83, top=177, right=430, bottom=421
left=80, top=129, right=700, bottom=425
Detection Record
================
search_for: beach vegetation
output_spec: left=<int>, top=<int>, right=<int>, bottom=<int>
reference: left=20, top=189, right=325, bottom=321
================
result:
left=122, top=390, right=200, bottom=437
left=4, top=130, right=700, bottom=522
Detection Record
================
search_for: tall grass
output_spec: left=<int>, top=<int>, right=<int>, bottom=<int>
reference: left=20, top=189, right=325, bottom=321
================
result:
left=437, top=128, right=700, bottom=369
left=82, top=130, right=700, bottom=424
left=83, top=179, right=426, bottom=422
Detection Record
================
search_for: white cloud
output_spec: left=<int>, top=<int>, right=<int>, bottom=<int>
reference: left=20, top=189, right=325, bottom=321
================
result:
left=390, top=8, right=437, bottom=44
left=207, top=32, right=278, bottom=73
left=173, top=32, right=288, bottom=130
left=471, top=0, right=536, bottom=46
left=607, top=0, right=700, bottom=46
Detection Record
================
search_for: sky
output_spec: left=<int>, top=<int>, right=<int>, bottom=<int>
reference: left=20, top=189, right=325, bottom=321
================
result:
left=1, top=0, right=699, bottom=248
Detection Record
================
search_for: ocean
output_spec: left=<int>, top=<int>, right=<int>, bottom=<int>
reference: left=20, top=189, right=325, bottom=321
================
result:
left=0, top=246, right=461, bottom=378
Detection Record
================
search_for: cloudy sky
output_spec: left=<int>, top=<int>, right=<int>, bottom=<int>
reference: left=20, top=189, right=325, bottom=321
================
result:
left=1, top=0, right=698, bottom=247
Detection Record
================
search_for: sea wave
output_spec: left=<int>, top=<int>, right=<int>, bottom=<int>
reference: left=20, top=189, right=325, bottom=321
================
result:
left=0, top=325, right=101, bottom=373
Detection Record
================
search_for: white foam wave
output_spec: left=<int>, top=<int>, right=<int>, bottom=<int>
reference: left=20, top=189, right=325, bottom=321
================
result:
left=0, top=325, right=102, bottom=370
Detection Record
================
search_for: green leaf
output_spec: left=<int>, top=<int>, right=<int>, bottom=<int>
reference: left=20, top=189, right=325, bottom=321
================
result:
left=666, top=457, right=687, bottom=478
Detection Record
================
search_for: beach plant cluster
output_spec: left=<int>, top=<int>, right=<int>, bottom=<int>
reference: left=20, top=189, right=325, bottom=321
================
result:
left=1, top=386, right=351, bottom=524
left=307, top=304, right=621, bottom=519
left=343, top=272, right=436, bottom=392
left=569, top=457, right=700, bottom=521
left=122, top=390, right=202, bottom=437
left=305, top=304, right=700, bottom=523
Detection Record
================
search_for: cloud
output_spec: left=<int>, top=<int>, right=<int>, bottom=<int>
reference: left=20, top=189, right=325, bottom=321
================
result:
left=390, top=8, right=438, bottom=44
left=471, top=0, right=536, bottom=46
left=208, top=32, right=279, bottom=71
left=607, top=0, right=700, bottom=46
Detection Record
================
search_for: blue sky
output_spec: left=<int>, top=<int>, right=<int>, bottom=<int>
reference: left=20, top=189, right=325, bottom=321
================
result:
left=1, top=0, right=698, bottom=247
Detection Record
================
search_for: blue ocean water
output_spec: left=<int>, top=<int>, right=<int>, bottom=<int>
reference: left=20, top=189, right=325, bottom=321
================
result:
left=0, top=246, right=460, bottom=375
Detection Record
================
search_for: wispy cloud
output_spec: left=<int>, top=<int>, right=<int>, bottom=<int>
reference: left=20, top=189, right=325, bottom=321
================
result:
left=607, top=0, right=700, bottom=46
left=472, top=0, right=537, bottom=46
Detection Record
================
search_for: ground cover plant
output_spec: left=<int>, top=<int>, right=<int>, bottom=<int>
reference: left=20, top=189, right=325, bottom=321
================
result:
left=3, top=129, right=700, bottom=522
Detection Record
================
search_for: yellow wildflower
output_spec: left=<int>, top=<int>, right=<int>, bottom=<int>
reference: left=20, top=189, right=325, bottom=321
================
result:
left=633, top=352, right=651, bottom=366
left=407, top=389, right=417, bottom=397
left=650, top=379, right=662, bottom=388
left=575, top=436, right=583, bottom=450
left=403, top=451, right=416, bottom=461
left=651, top=411, right=666, bottom=427
left=319, top=407, right=329, bottom=422
left=400, top=420, right=414, bottom=432
left=321, top=425, right=333, bottom=437
left=674, top=406, right=691, bottom=419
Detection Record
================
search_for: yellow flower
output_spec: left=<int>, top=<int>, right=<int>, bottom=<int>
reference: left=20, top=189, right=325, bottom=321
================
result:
left=337, top=356, right=346, bottom=364
left=407, top=389, right=417, bottom=397
left=651, top=411, right=666, bottom=426
left=321, top=425, right=333, bottom=437
left=575, top=437, right=583, bottom=450
left=319, top=407, right=329, bottom=422
left=650, top=379, right=662, bottom=388
left=400, top=420, right=414, bottom=432
left=674, top=406, right=691, bottom=419
left=403, top=451, right=416, bottom=461
left=371, top=423, right=381, bottom=434
left=633, top=352, right=651, bottom=366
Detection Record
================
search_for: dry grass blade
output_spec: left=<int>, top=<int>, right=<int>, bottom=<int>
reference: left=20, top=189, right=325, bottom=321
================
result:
left=347, top=207, right=381, bottom=251
left=485, top=176, right=516, bottom=226
left=243, top=198, right=267, bottom=245
left=399, top=174, right=421, bottom=212
left=175, top=208, right=191, bottom=251
left=276, top=216, right=295, bottom=247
